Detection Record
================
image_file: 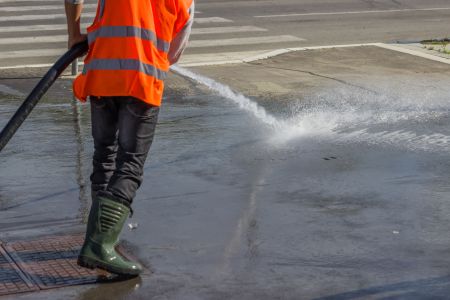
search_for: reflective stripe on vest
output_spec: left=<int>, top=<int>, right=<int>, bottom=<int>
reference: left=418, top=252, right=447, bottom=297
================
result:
left=87, top=26, right=170, bottom=53
left=82, top=58, right=168, bottom=80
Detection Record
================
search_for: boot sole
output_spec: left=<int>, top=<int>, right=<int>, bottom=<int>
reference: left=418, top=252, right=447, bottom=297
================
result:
left=77, top=255, right=141, bottom=277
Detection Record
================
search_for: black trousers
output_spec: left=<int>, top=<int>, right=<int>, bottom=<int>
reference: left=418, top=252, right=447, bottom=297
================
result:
left=90, top=96, right=159, bottom=204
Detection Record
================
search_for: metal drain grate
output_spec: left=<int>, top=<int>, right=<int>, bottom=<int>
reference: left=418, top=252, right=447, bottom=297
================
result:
left=0, top=245, right=38, bottom=296
left=2, top=234, right=111, bottom=292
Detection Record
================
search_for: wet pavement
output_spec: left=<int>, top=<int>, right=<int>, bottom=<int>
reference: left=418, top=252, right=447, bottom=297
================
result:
left=2, top=46, right=450, bottom=299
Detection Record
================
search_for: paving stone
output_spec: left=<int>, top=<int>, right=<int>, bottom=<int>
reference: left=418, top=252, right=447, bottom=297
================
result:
left=0, top=245, right=38, bottom=296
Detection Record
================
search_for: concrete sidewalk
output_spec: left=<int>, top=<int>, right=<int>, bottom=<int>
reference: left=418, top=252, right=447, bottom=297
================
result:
left=2, top=44, right=450, bottom=299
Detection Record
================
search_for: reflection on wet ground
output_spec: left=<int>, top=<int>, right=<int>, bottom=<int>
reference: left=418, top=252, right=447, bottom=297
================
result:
left=2, top=74, right=450, bottom=299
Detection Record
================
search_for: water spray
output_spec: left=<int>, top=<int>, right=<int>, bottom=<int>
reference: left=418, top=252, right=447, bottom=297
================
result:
left=171, top=65, right=282, bottom=128
left=171, top=66, right=450, bottom=152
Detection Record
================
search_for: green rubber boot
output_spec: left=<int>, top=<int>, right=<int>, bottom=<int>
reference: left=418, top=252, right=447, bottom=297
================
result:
left=77, top=195, right=143, bottom=276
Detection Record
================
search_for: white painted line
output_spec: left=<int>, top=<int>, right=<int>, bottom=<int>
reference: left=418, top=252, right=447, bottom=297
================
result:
left=242, top=48, right=293, bottom=63
left=194, top=17, right=233, bottom=24
left=255, top=7, right=450, bottom=18
left=1, top=49, right=292, bottom=69
left=0, top=24, right=91, bottom=33
left=188, top=35, right=305, bottom=48
left=179, top=49, right=294, bottom=67
left=0, top=44, right=368, bottom=68
left=0, top=33, right=292, bottom=48
left=179, top=49, right=297, bottom=67
left=6, top=43, right=433, bottom=70
left=192, top=26, right=267, bottom=35
left=180, top=50, right=276, bottom=65
left=0, top=24, right=262, bottom=35
left=0, top=3, right=96, bottom=12
left=374, top=43, right=450, bottom=65
left=0, top=63, right=56, bottom=69
left=179, top=60, right=243, bottom=67
left=0, top=61, right=85, bottom=70
left=0, top=12, right=95, bottom=22
left=0, top=48, right=65, bottom=59
left=0, top=35, right=68, bottom=45
left=299, top=43, right=378, bottom=50
left=0, top=0, right=63, bottom=2
left=180, top=43, right=380, bottom=66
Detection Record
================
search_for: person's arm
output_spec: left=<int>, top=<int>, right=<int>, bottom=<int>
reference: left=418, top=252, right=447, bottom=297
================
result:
left=168, top=0, right=194, bottom=65
left=65, top=0, right=87, bottom=49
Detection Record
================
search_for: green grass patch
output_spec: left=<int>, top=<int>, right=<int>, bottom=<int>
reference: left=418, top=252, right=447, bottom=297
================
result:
left=421, top=38, right=450, bottom=54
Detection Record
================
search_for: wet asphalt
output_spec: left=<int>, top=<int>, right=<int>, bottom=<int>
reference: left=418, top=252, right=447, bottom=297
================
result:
left=2, top=46, right=450, bottom=299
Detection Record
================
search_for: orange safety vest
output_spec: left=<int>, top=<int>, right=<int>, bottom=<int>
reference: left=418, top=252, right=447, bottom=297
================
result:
left=73, top=0, right=193, bottom=106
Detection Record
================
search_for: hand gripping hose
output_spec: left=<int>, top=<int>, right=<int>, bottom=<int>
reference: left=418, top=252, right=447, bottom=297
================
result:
left=0, top=40, right=89, bottom=152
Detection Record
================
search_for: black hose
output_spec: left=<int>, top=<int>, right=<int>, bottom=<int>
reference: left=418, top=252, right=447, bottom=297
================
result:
left=0, top=40, right=89, bottom=152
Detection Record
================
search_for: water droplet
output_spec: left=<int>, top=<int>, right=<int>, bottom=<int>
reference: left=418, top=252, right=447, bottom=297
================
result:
left=128, top=223, right=138, bottom=230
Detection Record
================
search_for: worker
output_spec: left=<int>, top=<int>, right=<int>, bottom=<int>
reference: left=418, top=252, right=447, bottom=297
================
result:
left=64, top=0, right=194, bottom=276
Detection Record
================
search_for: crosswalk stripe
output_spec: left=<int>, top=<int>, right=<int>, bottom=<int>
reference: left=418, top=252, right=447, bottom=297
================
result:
left=194, top=17, right=233, bottom=24
left=0, top=24, right=265, bottom=35
left=0, top=34, right=304, bottom=47
left=0, top=13, right=227, bottom=23
left=188, top=35, right=305, bottom=48
left=0, top=8, right=309, bottom=70
left=180, top=50, right=279, bottom=66
left=0, top=35, right=67, bottom=45
left=254, top=7, right=450, bottom=18
left=0, top=48, right=64, bottom=59
left=0, top=24, right=92, bottom=33
left=191, top=26, right=267, bottom=35
left=0, top=12, right=96, bottom=22
left=0, top=3, right=97, bottom=12
left=0, top=48, right=298, bottom=69
left=0, top=0, right=64, bottom=2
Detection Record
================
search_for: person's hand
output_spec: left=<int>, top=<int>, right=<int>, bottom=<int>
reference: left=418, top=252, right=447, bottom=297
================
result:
left=68, top=33, right=87, bottom=49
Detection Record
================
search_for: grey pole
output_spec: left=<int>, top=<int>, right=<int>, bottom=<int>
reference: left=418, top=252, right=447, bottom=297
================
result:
left=72, top=58, right=79, bottom=75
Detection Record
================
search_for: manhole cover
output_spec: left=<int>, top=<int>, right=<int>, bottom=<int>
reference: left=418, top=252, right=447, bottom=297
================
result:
left=3, top=234, right=112, bottom=290
left=0, top=245, right=38, bottom=296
